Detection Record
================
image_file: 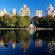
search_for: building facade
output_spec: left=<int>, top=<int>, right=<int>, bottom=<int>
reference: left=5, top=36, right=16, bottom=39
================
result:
left=46, top=4, right=55, bottom=16
left=35, top=10, right=42, bottom=17
left=10, top=9, right=17, bottom=16
left=0, top=8, right=7, bottom=16
left=19, top=5, right=30, bottom=16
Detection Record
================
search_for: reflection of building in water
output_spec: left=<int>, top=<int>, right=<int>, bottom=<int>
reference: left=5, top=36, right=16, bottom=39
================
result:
left=29, top=29, right=36, bottom=35
left=0, top=41, right=4, bottom=47
left=10, top=41, right=16, bottom=49
left=29, top=29, right=36, bottom=37
left=20, top=40, right=30, bottom=52
left=35, top=39, right=42, bottom=47
left=47, top=41, right=55, bottom=53
left=37, top=31, right=39, bottom=38
left=29, top=29, right=36, bottom=39
left=0, top=40, right=16, bottom=48
left=0, top=41, right=8, bottom=47
left=12, top=43, right=16, bottom=49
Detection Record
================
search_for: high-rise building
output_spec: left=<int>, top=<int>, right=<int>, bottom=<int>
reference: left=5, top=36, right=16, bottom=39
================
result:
left=10, top=9, right=17, bottom=16
left=46, top=4, right=55, bottom=16
left=35, top=10, right=42, bottom=17
left=3, top=8, right=7, bottom=15
left=19, top=5, right=30, bottom=16
left=0, top=8, right=7, bottom=16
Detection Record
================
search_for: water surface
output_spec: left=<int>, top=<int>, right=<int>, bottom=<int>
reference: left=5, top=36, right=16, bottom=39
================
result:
left=0, top=30, right=55, bottom=55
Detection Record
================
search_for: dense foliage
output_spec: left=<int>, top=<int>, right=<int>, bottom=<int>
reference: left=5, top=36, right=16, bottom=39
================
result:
left=32, top=15, right=55, bottom=28
left=0, top=15, right=30, bottom=28
left=0, top=14, right=55, bottom=28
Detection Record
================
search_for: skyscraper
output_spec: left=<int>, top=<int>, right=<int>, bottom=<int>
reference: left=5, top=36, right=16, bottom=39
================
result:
left=46, top=4, right=55, bottom=16
left=10, top=9, right=17, bottom=16
left=19, top=5, right=30, bottom=16
left=3, top=8, right=7, bottom=15
left=0, top=8, right=7, bottom=16
left=35, top=10, right=42, bottom=17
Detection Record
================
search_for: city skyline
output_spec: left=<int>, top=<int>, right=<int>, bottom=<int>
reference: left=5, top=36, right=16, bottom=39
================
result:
left=0, top=0, right=55, bottom=17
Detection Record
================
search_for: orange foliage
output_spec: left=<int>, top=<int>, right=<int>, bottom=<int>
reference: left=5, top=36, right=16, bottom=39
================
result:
left=4, top=14, right=11, bottom=18
left=45, top=15, right=53, bottom=18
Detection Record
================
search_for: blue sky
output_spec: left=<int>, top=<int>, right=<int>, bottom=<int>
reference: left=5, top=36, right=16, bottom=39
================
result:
left=0, top=0, right=55, bottom=17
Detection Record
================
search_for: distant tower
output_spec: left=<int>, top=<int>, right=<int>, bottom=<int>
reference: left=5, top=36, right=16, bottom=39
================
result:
left=3, top=8, right=7, bottom=15
left=35, top=10, right=42, bottom=17
left=0, top=11, right=4, bottom=16
left=19, top=5, right=30, bottom=16
left=10, top=8, right=17, bottom=16
left=46, top=4, right=55, bottom=16
left=0, top=8, right=7, bottom=16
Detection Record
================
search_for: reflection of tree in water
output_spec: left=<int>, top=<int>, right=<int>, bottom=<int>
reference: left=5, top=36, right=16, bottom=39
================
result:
left=0, top=30, right=55, bottom=53
left=32, top=30, right=39, bottom=39
left=0, top=30, right=30, bottom=52
left=19, top=31, right=30, bottom=52
left=0, top=30, right=16, bottom=41
left=0, top=30, right=17, bottom=48
left=32, top=31, right=42, bottom=47
left=33, top=30, right=55, bottom=53
left=37, top=30, right=55, bottom=53
left=38, top=30, right=55, bottom=41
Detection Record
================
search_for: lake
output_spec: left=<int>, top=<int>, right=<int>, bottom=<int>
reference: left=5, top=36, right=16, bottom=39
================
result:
left=0, top=29, right=55, bottom=55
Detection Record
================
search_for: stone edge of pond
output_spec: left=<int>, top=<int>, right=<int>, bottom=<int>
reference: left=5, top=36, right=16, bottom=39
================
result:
left=0, top=28, right=54, bottom=30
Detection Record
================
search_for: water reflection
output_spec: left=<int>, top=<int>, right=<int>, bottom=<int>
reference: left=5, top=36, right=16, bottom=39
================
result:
left=0, top=30, right=55, bottom=55
left=47, top=40, right=55, bottom=53
left=35, top=39, right=42, bottom=47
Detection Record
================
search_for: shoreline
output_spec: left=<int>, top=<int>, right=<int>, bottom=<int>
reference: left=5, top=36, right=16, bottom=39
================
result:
left=0, top=28, right=54, bottom=30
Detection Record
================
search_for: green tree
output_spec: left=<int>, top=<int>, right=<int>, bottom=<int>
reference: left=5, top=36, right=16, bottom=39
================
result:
left=38, top=16, right=55, bottom=28
left=18, top=17, right=26, bottom=27
left=32, top=16, right=40, bottom=27
left=24, top=16, right=31, bottom=27
left=16, top=16, right=30, bottom=28
left=4, top=16, right=17, bottom=27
